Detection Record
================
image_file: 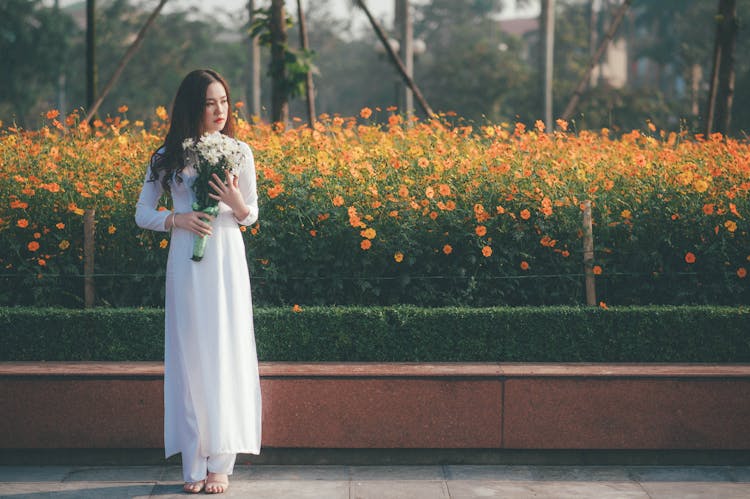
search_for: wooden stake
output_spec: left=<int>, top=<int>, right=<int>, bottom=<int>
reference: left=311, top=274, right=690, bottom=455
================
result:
left=582, top=200, right=596, bottom=306
left=83, top=209, right=96, bottom=307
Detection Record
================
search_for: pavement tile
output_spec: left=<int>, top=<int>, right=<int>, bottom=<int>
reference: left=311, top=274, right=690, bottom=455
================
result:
left=444, top=465, right=535, bottom=481
left=447, top=480, right=649, bottom=499
left=639, top=482, right=750, bottom=499
left=231, top=479, right=350, bottom=498
left=0, top=481, right=156, bottom=498
left=349, top=465, right=445, bottom=480
left=231, top=464, right=351, bottom=480
left=529, top=465, right=633, bottom=481
left=628, top=466, right=736, bottom=482
left=351, top=479, right=449, bottom=499
left=61, top=465, right=166, bottom=482
left=0, top=466, right=74, bottom=483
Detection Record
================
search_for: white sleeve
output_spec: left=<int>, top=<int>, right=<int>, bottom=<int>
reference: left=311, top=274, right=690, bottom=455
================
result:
left=233, top=143, right=259, bottom=226
left=134, top=165, right=171, bottom=232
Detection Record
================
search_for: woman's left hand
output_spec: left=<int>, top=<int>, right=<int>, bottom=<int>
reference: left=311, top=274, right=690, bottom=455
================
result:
left=208, top=171, right=250, bottom=220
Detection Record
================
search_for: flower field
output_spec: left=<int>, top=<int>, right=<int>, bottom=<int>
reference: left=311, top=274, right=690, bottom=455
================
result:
left=1, top=107, right=748, bottom=307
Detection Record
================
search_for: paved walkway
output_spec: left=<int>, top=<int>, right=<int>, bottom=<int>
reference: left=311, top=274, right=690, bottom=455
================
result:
left=1, top=464, right=749, bottom=498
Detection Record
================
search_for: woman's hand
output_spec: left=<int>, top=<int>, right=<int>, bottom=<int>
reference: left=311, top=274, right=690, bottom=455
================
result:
left=174, top=211, right=214, bottom=236
left=208, top=171, right=250, bottom=221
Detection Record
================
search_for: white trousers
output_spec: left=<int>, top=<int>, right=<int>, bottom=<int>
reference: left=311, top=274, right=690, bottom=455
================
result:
left=182, top=449, right=236, bottom=483
left=180, top=383, right=237, bottom=482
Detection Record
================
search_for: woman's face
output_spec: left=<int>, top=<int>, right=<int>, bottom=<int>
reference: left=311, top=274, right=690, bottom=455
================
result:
left=202, top=81, right=228, bottom=134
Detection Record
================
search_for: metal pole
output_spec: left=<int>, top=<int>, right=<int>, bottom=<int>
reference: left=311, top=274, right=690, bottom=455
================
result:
left=396, top=0, right=413, bottom=117
left=247, top=0, right=262, bottom=118
left=542, top=0, right=555, bottom=133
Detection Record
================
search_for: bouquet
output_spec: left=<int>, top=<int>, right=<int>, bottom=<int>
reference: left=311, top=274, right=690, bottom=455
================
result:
left=182, top=132, right=246, bottom=261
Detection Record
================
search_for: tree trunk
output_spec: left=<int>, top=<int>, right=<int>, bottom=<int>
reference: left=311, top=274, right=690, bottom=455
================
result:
left=561, top=0, right=632, bottom=121
left=246, top=0, right=262, bottom=118
left=705, top=0, right=737, bottom=136
left=357, top=0, right=434, bottom=116
left=270, top=0, right=289, bottom=125
left=83, top=0, right=169, bottom=124
left=86, top=0, right=97, bottom=116
left=297, top=0, right=316, bottom=126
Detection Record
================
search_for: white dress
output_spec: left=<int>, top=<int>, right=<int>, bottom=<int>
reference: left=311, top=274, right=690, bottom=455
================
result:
left=135, top=140, right=262, bottom=459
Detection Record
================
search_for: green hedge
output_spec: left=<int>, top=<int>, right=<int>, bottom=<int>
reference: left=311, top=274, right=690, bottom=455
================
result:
left=1, top=306, right=748, bottom=362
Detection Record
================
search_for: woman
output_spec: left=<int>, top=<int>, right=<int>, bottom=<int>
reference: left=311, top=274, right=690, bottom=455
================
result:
left=135, top=69, right=261, bottom=494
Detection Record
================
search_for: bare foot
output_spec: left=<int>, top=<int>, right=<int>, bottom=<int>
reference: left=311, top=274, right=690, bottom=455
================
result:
left=182, top=479, right=205, bottom=494
left=205, top=472, right=229, bottom=494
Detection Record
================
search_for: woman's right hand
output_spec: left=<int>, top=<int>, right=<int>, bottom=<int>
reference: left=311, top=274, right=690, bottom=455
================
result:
left=174, top=212, right=214, bottom=236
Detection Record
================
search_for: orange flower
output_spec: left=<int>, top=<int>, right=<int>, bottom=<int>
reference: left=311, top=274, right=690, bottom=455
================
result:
left=59, top=240, right=70, bottom=250
left=737, top=267, right=747, bottom=279
left=118, top=105, right=129, bottom=113
left=361, top=227, right=376, bottom=239
left=292, top=304, right=303, bottom=313
left=442, top=244, right=453, bottom=255
left=729, top=203, right=741, bottom=218
left=425, top=186, right=435, bottom=199
left=46, top=109, right=60, bottom=120
left=621, top=209, right=632, bottom=219
left=481, top=245, right=492, bottom=257
left=520, top=261, right=529, bottom=270
left=159, top=239, right=168, bottom=249
left=10, top=200, right=28, bottom=209
left=520, top=209, right=531, bottom=220
left=234, top=101, right=245, bottom=108
left=108, top=225, right=116, bottom=234
left=394, top=252, right=404, bottom=263
left=398, top=185, right=409, bottom=198
left=17, top=219, right=29, bottom=228
left=418, top=157, right=429, bottom=168
left=475, top=225, right=487, bottom=237
left=359, top=107, right=372, bottom=119
left=685, top=252, right=696, bottom=264
left=37, top=258, right=46, bottom=266
left=593, top=265, right=603, bottom=275
left=33, top=232, right=41, bottom=239
left=438, top=184, right=451, bottom=196
left=599, top=301, right=609, bottom=310
left=28, top=241, right=40, bottom=252
left=561, top=250, right=570, bottom=258
left=724, top=220, right=737, bottom=232
left=360, top=239, right=372, bottom=250
left=309, top=230, right=317, bottom=237
left=332, top=195, right=344, bottom=207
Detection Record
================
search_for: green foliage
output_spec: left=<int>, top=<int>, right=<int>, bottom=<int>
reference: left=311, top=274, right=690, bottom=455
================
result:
left=2, top=305, right=748, bottom=362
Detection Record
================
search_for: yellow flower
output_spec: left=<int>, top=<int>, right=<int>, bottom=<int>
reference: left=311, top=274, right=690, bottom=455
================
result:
left=693, top=179, right=709, bottom=193
left=59, top=240, right=70, bottom=250
left=621, top=209, right=632, bottom=219
left=155, top=106, right=168, bottom=120
left=724, top=220, right=737, bottom=232
left=159, top=239, right=168, bottom=249
left=394, top=252, right=404, bottom=263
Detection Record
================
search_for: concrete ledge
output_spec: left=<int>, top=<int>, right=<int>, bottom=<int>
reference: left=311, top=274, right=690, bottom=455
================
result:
left=2, top=362, right=749, bottom=451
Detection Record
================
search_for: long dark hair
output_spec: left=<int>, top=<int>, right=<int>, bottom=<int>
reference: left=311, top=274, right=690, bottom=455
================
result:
left=149, top=69, right=235, bottom=192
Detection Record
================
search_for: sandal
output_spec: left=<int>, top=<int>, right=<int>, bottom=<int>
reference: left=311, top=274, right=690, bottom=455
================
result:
left=205, top=472, right=229, bottom=494
left=182, top=479, right=205, bottom=494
